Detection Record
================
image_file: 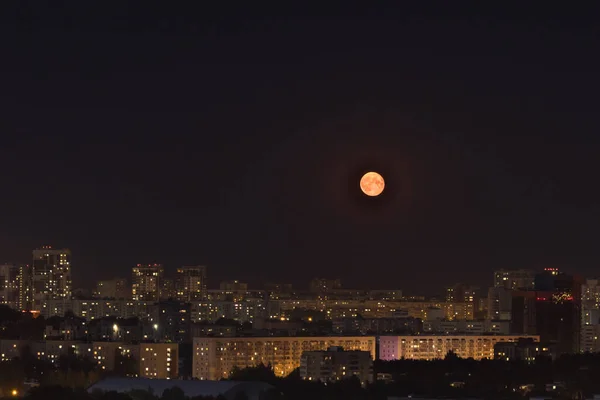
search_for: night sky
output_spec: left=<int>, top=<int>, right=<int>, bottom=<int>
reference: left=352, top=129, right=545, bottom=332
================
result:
left=1, top=4, right=600, bottom=294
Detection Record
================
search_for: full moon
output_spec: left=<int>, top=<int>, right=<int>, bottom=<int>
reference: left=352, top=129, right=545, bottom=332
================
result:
left=360, top=171, right=385, bottom=197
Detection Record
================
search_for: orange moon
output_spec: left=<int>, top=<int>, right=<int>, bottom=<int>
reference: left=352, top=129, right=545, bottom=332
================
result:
left=360, top=172, right=385, bottom=197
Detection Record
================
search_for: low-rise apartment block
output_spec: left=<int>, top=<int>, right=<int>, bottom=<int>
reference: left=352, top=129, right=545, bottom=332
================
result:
left=0, top=340, right=177, bottom=379
left=193, top=336, right=376, bottom=380
left=378, top=335, right=540, bottom=361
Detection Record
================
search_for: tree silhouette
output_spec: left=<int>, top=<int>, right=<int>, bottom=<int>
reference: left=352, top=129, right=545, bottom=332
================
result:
left=128, top=388, right=158, bottom=400
left=96, top=391, right=133, bottom=400
left=232, top=392, right=249, bottom=400
left=229, top=364, right=276, bottom=384
left=160, top=386, right=186, bottom=400
left=0, top=304, right=21, bottom=325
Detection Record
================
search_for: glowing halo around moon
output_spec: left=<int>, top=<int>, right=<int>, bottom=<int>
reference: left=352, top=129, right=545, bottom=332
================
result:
left=360, top=171, right=385, bottom=197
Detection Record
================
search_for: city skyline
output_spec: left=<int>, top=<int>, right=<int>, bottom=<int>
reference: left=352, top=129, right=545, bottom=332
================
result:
left=3, top=4, right=600, bottom=399
left=0, top=245, right=593, bottom=297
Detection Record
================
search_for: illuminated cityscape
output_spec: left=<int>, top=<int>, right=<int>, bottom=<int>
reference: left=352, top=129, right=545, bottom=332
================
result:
left=0, top=247, right=595, bottom=383
left=2, top=3, right=600, bottom=399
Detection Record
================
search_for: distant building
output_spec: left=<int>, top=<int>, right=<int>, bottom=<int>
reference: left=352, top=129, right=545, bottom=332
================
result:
left=32, top=247, right=72, bottom=309
left=511, top=268, right=582, bottom=355
left=160, top=278, right=176, bottom=300
left=193, top=336, right=376, bottom=380
left=157, top=301, right=191, bottom=343
left=422, top=319, right=510, bottom=335
left=138, top=343, right=178, bottom=379
left=493, top=269, right=535, bottom=290
left=264, top=283, right=292, bottom=300
left=333, top=316, right=422, bottom=335
left=446, top=284, right=478, bottom=320
left=378, top=334, right=540, bottom=361
left=309, top=278, right=342, bottom=294
left=368, top=290, right=403, bottom=301
left=219, top=280, right=248, bottom=292
left=300, top=346, right=373, bottom=386
left=93, top=342, right=177, bottom=378
left=487, top=287, right=512, bottom=320
left=175, top=266, right=207, bottom=302
left=18, top=265, right=34, bottom=310
left=1, top=340, right=177, bottom=379
left=0, top=264, right=20, bottom=309
left=494, top=338, right=556, bottom=361
left=190, top=322, right=237, bottom=338
left=132, top=264, right=164, bottom=301
left=95, top=279, right=129, bottom=299
left=580, top=324, right=600, bottom=353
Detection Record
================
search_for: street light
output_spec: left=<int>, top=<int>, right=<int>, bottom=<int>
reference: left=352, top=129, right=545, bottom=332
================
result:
left=113, top=324, right=119, bottom=333
left=11, top=389, right=18, bottom=397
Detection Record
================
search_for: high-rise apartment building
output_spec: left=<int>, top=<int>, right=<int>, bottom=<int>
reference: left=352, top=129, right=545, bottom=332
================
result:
left=0, top=264, right=20, bottom=309
left=32, top=247, right=72, bottom=309
left=175, top=265, right=207, bottom=302
left=18, top=265, right=34, bottom=310
left=581, top=279, right=600, bottom=353
left=95, top=279, right=129, bottom=299
left=446, top=283, right=478, bottom=320
left=581, top=325, right=600, bottom=353
left=487, top=287, right=512, bottom=321
left=582, top=279, right=600, bottom=305
left=511, top=268, right=582, bottom=355
left=581, top=279, right=600, bottom=325
left=132, top=264, right=163, bottom=301
left=160, top=278, right=176, bottom=300
left=494, top=269, right=535, bottom=290
left=157, top=301, right=191, bottom=343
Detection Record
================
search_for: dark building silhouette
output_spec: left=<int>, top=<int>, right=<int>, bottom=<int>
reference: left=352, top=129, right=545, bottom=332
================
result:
left=157, top=300, right=192, bottom=343
left=511, top=268, right=582, bottom=355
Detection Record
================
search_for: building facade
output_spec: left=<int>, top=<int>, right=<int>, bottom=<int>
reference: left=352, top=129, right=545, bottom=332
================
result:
left=487, top=286, right=512, bottom=321
left=175, top=266, right=207, bottom=302
left=32, top=247, right=72, bottom=309
left=132, top=264, right=163, bottom=301
left=300, top=346, right=373, bottom=385
left=0, top=264, right=20, bottom=309
left=378, top=334, right=540, bottom=361
left=493, top=269, right=535, bottom=290
left=511, top=269, right=582, bottom=355
left=494, top=338, right=555, bottom=362
left=95, top=279, right=129, bottom=299
left=445, top=284, right=478, bottom=320
left=193, top=336, right=376, bottom=380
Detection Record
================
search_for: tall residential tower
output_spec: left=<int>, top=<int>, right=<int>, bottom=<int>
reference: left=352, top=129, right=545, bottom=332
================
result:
left=175, top=265, right=207, bottom=302
left=32, top=246, right=72, bottom=309
left=132, top=264, right=163, bottom=301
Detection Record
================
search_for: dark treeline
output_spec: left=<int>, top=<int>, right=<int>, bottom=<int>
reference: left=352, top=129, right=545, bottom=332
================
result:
left=5, top=354, right=600, bottom=399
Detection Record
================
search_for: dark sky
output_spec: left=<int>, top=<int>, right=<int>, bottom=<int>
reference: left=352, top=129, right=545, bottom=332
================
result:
left=1, top=4, right=600, bottom=294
